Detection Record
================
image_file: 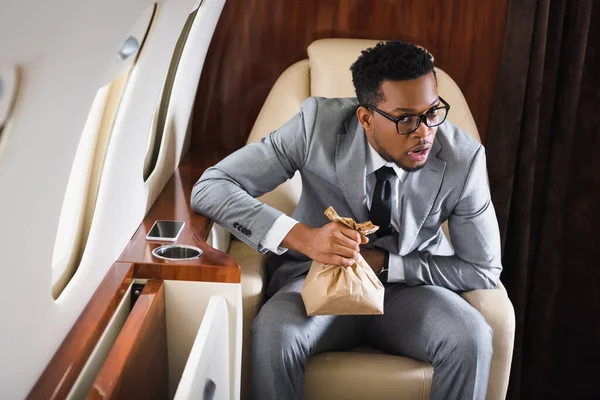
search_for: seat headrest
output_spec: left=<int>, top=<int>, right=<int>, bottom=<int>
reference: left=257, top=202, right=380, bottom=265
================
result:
left=308, top=38, right=383, bottom=99
left=307, top=38, right=480, bottom=142
left=308, top=39, right=434, bottom=98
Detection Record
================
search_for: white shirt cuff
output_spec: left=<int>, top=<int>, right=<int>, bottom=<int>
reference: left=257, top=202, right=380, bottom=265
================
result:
left=259, top=215, right=299, bottom=255
left=387, top=253, right=405, bottom=282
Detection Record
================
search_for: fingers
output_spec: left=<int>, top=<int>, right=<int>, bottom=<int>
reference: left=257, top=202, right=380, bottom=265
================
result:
left=314, top=222, right=366, bottom=267
left=337, top=257, right=356, bottom=267
left=333, top=230, right=360, bottom=267
left=327, top=254, right=355, bottom=267
left=334, top=232, right=360, bottom=252
left=331, top=243, right=358, bottom=260
left=339, top=225, right=362, bottom=244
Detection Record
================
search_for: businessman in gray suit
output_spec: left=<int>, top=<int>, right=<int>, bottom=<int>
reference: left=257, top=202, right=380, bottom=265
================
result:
left=192, top=41, right=503, bottom=400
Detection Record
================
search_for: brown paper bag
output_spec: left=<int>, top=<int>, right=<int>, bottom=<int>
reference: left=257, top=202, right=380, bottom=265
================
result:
left=301, top=207, right=385, bottom=316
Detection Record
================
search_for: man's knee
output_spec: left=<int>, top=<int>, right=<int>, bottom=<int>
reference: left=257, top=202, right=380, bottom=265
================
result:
left=430, top=310, right=493, bottom=364
left=455, top=316, right=493, bottom=361
left=250, top=292, right=309, bottom=399
left=251, top=299, right=310, bottom=366
left=252, top=309, right=302, bottom=348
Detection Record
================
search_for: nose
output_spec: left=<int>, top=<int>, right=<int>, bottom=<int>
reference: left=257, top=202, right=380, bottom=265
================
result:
left=410, top=120, right=434, bottom=140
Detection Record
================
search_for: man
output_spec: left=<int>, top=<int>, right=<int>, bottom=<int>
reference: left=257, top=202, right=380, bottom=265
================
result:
left=191, top=41, right=502, bottom=400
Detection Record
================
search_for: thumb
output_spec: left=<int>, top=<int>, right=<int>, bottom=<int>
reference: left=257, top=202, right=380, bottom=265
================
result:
left=360, top=234, right=369, bottom=244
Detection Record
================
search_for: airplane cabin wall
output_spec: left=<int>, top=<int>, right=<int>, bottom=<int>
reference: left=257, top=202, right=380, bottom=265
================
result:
left=190, top=0, right=509, bottom=163
left=0, top=0, right=509, bottom=397
left=0, top=0, right=225, bottom=397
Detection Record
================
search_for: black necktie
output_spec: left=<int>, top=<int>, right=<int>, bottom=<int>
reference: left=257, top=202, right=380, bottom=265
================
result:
left=370, top=166, right=395, bottom=238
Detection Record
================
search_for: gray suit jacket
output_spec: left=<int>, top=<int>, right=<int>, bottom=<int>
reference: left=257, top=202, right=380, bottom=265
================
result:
left=191, top=97, right=502, bottom=296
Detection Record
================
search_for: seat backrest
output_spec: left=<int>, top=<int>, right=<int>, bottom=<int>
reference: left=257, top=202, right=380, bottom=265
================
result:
left=248, top=38, right=480, bottom=217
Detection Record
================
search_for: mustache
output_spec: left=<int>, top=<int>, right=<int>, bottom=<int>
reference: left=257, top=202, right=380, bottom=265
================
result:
left=408, top=141, right=433, bottom=152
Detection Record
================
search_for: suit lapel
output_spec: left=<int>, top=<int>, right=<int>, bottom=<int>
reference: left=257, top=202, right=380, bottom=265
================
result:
left=401, top=137, right=446, bottom=252
left=336, top=116, right=369, bottom=222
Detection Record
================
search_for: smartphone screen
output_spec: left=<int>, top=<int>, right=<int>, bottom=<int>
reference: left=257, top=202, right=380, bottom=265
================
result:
left=146, top=220, right=185, bottom=241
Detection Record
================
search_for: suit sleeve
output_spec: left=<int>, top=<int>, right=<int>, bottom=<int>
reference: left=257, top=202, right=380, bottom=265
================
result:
left=191, top=98, right=317, bottom=250
left=402, top=146, right=503, bottom=291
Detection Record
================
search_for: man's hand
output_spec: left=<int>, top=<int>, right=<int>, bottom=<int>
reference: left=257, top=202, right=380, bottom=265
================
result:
left=281, top=222, right=368, bottom=266
left=360, top=247, right=386, bottom=275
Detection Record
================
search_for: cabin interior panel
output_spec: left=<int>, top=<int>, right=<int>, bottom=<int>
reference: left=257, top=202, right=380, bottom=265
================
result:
left=88, top=279, right=169, bottom=399
left=1, top=0, right=511, bottom=398
left=190, top=0, right=509, bottom=163
left=0, top=0, right=226, bottom=397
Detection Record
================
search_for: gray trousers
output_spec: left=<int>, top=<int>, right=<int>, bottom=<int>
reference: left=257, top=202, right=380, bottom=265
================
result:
left=251, top=277, right=493, bottom=400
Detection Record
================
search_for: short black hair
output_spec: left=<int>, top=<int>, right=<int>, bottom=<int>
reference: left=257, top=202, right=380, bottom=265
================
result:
left=350, top=41, right=435, bottom=106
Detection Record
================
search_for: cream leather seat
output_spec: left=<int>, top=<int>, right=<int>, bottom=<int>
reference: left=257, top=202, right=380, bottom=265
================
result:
left=221, top=39, right=515, bottom=400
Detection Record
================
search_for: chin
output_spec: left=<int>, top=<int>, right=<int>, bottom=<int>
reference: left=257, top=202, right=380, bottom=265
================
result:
left=395, top=160, right=427, bottom=173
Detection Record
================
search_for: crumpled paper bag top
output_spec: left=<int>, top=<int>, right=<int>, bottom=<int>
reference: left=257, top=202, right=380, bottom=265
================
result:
left=324, top=206, right=379, bottom=236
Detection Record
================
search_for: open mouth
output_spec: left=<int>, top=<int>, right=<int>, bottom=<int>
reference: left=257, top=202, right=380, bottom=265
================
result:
left=407, top=146, right=431, bottom=162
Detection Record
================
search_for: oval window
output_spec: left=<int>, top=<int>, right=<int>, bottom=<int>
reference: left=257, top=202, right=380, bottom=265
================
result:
left=52, top=4, right=157, bottom=299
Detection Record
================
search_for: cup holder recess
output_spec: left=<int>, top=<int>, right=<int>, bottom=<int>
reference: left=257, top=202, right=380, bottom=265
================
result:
left=152, top=244, right=203, bottom=261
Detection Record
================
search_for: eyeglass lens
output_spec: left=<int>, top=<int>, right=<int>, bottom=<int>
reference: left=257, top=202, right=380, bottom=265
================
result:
left=398, top=107, right=448, bottom=134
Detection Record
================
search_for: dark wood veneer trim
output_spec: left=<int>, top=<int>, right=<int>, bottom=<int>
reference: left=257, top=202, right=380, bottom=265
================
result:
left=87, top=280, right=168, bottom=399
left=27, top=262, right=135, bottom=400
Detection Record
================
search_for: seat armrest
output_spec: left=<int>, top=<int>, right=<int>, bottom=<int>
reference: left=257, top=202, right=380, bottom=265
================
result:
left=460, top=282, right=515, bottom=400
left=208, top=223, right=232, bottom=253
left=228, top=240, right=268, bottom=400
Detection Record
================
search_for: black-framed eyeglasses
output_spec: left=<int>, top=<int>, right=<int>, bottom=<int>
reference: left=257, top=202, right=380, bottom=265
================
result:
left=364, top=97, right=450, bottom=135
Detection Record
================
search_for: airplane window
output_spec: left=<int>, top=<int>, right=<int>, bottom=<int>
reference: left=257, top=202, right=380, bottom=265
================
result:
left=0, top=67, right=21, bottom=153
left=143, top=3, right=201, bottom=181
left=51, top=4, right=157, bottom=299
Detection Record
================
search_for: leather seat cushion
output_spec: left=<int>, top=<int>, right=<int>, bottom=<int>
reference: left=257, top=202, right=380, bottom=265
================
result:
left=305, top=348, right=433, bottom=400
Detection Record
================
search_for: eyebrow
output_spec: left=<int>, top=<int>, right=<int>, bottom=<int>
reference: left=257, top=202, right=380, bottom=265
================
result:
left=392, top=97, right=440, bottom=113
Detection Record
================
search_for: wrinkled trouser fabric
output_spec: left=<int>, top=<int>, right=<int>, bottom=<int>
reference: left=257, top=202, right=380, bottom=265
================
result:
left=251, top=277, right=493, bottom=400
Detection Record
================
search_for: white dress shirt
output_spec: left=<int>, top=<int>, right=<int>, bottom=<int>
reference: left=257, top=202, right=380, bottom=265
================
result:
left=258, top=141, right=407, bottom=282
left=363, top=142, right=406, bottom=281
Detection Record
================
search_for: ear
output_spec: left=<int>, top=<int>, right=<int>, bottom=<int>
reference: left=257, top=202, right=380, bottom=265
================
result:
left=356, top=106, right=374, bottom=132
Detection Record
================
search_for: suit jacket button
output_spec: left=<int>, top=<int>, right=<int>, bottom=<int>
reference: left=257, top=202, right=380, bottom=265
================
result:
left=233, top=222, right=239, bottom=228
left=245, top=229, right=251, bottom=236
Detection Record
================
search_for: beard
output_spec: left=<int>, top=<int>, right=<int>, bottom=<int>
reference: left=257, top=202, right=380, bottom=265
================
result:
left=395, top=161, right=426, bottom=173
left=373, top=130, right=428, bottom=173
